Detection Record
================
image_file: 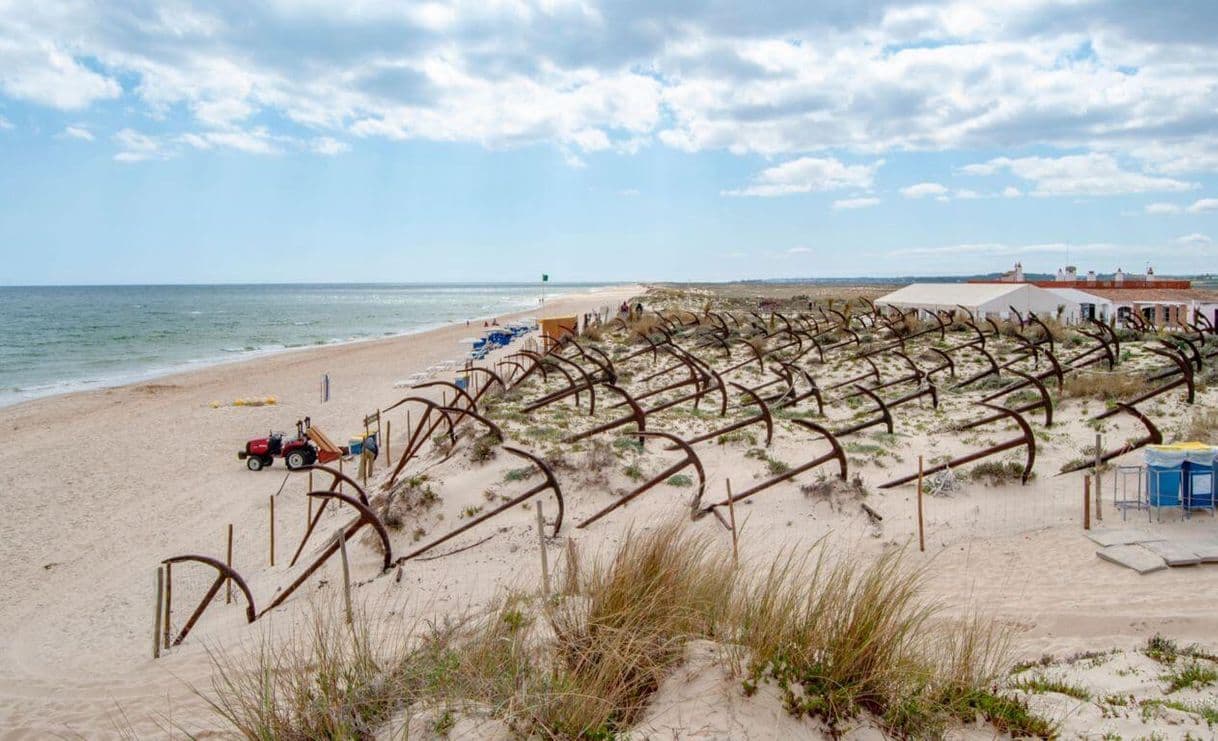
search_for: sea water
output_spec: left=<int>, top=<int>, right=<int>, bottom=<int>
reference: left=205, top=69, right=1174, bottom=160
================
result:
left=0, top=283, right=611, bottom=406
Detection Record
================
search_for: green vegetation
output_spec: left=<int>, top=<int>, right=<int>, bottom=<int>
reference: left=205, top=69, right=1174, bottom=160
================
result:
left=202, top=523, right=1052, bottom=739
left=1011, top=673, right=1091, bottom=700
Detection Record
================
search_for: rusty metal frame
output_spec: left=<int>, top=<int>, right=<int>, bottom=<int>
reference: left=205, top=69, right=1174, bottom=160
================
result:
left=396, top=446, right=563, bottom=562
left=700, top=419, right=847, bottom=515
left=1059, top=404, right=1163, bottom=473
left=1094, top=345, right=1194, bottom=419
left=879, top=403, right=1036, bottom=489
left=833, top=385, right=894, bottom=438
left=566, top=383, right=647, bottom=445
left=682, top=382, right=774, bottom=446
left=384, top=397, right=456, bottom=487
left=953, top=345, right=1001, bottom=389
left=161, top=554, right=256, bottom=646
left=959, top=369, right=1053, bottom=428
left=576, top=431, right=707, bottom=528
left=260, top=490, right=394, bottom=617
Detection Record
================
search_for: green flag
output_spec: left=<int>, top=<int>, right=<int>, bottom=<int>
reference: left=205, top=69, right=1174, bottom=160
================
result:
left=542, top=274, right=549, bottom=282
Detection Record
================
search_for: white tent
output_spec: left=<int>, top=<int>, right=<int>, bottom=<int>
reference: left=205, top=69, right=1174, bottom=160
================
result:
left=876, top=283, right=1080, bottom=323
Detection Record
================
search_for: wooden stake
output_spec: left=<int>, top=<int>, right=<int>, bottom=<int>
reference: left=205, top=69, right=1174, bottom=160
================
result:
left=536, top=502, right=551, bottom=598
left=269, top=495, right=276, bottom=567
left=163, top=561, right=172, bottom=649
left=307, top=494, right=313, bottom=528
left=1094, top=433, right=1103, bottom=521
left=1084, top=474, right=1092, bottom=530
left=153, top=567, right=163, bottom=659
left=385, top=420, right=392, bottom=468
left=336, top=531, right=353, bottom=624
left=916, top=455, right=925, bottom=552
left=725, top=479, right=739, bottom=568
left=225, top=523, right=233, bottom=604
left=338, top=457, right=344, bottom=493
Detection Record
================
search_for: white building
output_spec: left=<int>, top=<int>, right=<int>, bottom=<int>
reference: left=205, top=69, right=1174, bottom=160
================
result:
left=877, top=283, right=1080, bottom=323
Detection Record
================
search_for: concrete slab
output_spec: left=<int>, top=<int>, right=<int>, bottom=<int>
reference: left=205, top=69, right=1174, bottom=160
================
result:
left=1085, top=529, right=1163, bottom=547
left=1176, top=538, right=1218, bottom=563
left=1142, top=540, right=1203, bottom=566
left=1096, top=544, right=1168, bottom=574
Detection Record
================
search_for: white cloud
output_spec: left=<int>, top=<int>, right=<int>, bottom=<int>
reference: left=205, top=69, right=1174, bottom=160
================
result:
left=1177, top=233, right=1213, bottom=247
left=954, top=189, right=981, bottom=199
left=113, top=128, right=169, bottom=162
left=310, top=136, right=350, bottom=156
left=900, top=182, right=949, bottom=199
left=1145, top=202, right=1182, bottom=215
left=0, top=0, right=1217, bottom=172
left=832, top=197, right=880, bottom=210
left=617, top=188, right=640, bottom=197
left=1002, top=186, right=1022, bottom=198
left=723, top=157, right=882, bottom=197
left=961, top=153, right=1197, bottom=196
left=60, top=125, right=94, bottom=141
left=1188, top=198, right=1218, bottom=214
left=179, top=128, right=280, bottom=155
left=889, top=241, right=1126, bottom=258
left=787, top=246, right=813, bottom=254
left=0, top=114, right=11, bottom=130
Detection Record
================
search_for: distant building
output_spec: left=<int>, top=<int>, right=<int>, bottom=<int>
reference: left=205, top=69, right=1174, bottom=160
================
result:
left=876, top=282, right=1079, bottom=323
left=973, top=262, right=1218, bottom=328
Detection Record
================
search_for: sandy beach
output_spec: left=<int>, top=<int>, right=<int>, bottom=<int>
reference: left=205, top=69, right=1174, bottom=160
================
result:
left=3, top=282, right=1218, bottom=739
left=0, top=285, right=641, bottom=737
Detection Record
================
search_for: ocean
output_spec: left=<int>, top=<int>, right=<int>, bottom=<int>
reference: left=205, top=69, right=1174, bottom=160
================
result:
left=0, top=283, right=610, bottom=407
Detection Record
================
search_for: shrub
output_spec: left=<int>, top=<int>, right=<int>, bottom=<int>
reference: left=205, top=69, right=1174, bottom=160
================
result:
left=468, top=433, right=498, bottom=463
left=969, top=460, right=1032, bottom=485
left=1062, top=371, right=1143, bottom=401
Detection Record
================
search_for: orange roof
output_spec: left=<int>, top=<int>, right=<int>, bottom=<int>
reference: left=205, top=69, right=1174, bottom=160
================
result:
left=1077, top=288, right=1218, bottom=302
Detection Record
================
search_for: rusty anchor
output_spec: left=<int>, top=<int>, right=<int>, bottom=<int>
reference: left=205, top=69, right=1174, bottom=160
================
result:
left=879, top=403, right=1036, bottom=489
left=576, top=431, right=707, bottom=529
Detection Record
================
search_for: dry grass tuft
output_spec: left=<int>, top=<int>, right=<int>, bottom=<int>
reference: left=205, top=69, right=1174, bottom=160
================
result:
left=201, top=522, right=1051, bottom=739
left=1062, top=370, right=1143, bottom=401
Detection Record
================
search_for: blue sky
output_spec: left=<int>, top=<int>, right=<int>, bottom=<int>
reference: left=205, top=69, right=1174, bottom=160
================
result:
left=1, top=1, right=1216, bottom=284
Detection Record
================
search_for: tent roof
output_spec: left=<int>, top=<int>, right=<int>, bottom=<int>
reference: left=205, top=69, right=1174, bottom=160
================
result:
left=877, top=282, right=1033, bottom=310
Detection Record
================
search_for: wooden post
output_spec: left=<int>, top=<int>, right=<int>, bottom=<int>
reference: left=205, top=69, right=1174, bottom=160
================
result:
left=536, top=502, right=551, bottom=598
left=226, top=523, right=233, bottom=604
left=153, top=567, right=164, bottom=659
left=338, top=457, right=344, bottom=493
left=163, top=561, right=172, bottom=649
left=269, top=495, right=276, bottom=567
left=1094, top=433, right=1103, bottom=521
left=1085, top=474, right=1094, bottom=528
left=916, top=455, right=925, bottom=553
left=725, top=479, right=739, bottom=567
left=385, top=420, right=392, bottom=469
left=307, top=494, right=313, bottom=528
left=336, top=531, right=353, bottom=625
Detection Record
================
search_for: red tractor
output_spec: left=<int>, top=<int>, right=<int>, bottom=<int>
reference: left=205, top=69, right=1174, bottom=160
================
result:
left=238, top=420, right=318, bottom=471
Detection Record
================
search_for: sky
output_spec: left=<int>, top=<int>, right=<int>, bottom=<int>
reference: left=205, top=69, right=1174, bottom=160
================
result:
left=1, top=1, right=1216, bottom=284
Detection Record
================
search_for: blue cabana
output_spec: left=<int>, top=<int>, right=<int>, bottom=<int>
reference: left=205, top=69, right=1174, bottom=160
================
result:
left=1145, top=444, right=1218, bottom=517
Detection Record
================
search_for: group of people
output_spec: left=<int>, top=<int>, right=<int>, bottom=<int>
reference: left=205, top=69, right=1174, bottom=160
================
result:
left=618, top=300, right=644, bottom=319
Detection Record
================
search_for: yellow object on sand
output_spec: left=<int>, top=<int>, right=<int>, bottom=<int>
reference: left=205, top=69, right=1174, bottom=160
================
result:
left=1148, top=442, right=1215, bottom=452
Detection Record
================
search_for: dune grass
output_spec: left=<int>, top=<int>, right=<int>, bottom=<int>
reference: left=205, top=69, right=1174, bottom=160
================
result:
left=200, top=522, right=1053, bottom=739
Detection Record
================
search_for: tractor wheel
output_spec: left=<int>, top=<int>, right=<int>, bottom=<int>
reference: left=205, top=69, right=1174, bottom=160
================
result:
left=247, top=456, right=265, bottom=471
left=285, top=450, right=308, bottom=470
